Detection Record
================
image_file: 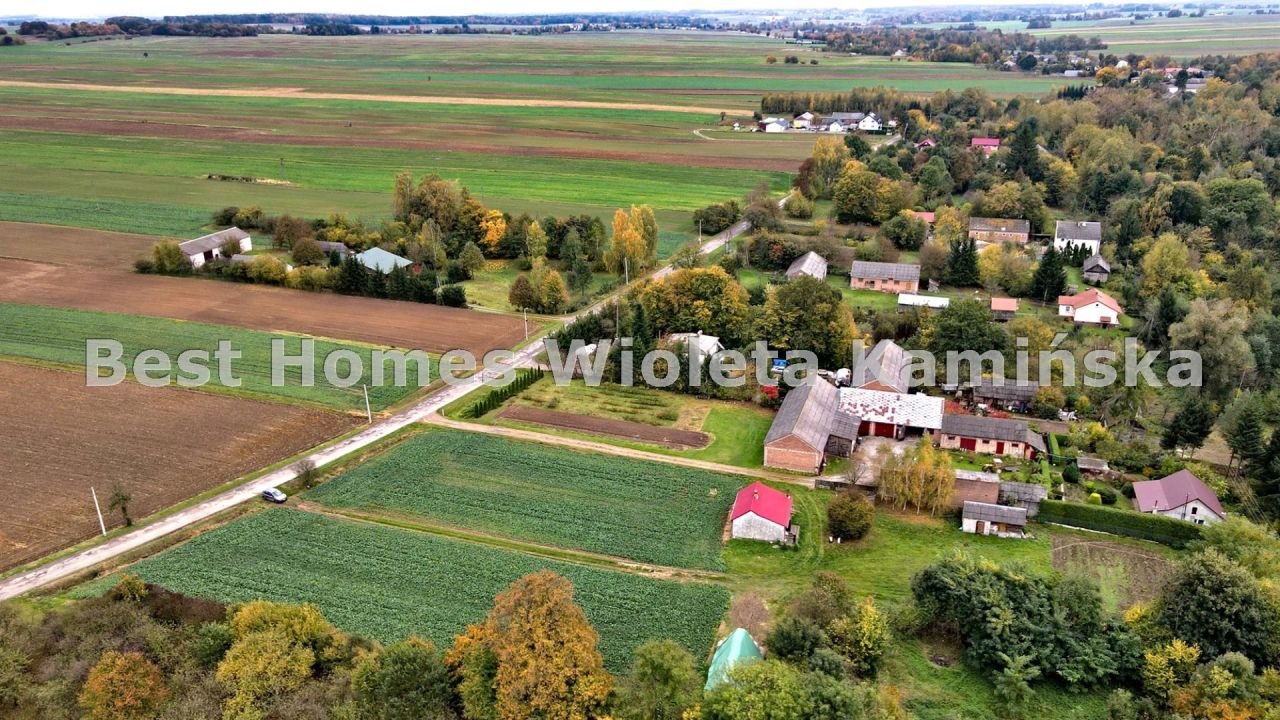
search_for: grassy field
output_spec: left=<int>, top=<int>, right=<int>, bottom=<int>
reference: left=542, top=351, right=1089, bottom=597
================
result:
left=306, top=428, right=742, bottom=569
left=0, top=303, right=431, bottom=411
left=84, top=508, right=729, bottom=672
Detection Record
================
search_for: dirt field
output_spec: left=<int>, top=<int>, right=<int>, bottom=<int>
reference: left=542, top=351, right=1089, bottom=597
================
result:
left=0, top=361, right=357, bottom=571
left=1050, top=534, right=1172, bottom=612
left=0, top=221, right=155, bottom=269
left=499, top=405, right=711, bottom=449
left=0, top=258, right=530, bottom=355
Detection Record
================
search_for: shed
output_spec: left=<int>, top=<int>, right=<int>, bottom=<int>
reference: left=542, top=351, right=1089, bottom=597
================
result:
left=990, top=297, right=1018, bottom=321
left=785, top=251, right=828, bottom=280
left=999, top=481, right=1049, bottom=516
left=667, top=331, right=724, bottom=362
left=971, top=137, right=1001, bottom=155
left=897, top=293, right=949, bottom=310
left=939, top=415, right=1045, bottom=459
left=962, top=501, right=1028, bottom=537
left=1082, top=253, right=1111, bottom=285
left=850, top=261, right=920, bottom=294
left=1075, top=455, right=1110, bottom=476
left=180, top=227, right=252, bottom=268
left=705, top=628, right=764, bottom=691
left=314, top=240, right=352, bottom=255
left=970, top=379, right=1040, bottom=412
left=730, top=482, right=795, bottom=543
left=355, top=247, right=413, bottom=274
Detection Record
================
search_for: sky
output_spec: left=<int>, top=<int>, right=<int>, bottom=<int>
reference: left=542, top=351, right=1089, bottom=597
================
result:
left=7, top=0, right=1061, bottom=21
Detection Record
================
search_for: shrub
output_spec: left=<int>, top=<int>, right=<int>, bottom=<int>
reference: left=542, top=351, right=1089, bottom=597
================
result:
left=111, top=575, right=147, bottom=603
left=766, top=616, right=823, bottom=664
left=1087, top=492, right=1103, bottom=504
left=247, top=255, right=287, bottom=285
left=826, top=597, right=889, bottom=677
left=1062, top=463, right=1081, bottom=484
left=467, top=369, right=544, bottom=418
left=438, top=284, right=467, bottom=307
left=1036, top=499, right=1203, bottom=548
left=1086, top=482, right=1119, bottom=505
left=783, top=192, right=815, bottom=219
left=827, top=492, right=873, bottom=541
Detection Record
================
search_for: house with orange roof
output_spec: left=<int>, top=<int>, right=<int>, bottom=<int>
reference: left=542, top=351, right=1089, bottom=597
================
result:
left=1057, top=288, right=1122, bottom=327
left=990, top=297, right=1018, bottom=321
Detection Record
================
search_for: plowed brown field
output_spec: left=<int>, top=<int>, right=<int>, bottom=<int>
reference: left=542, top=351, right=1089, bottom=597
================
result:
left=0, top=362, right=357, bottom=571
left=0, top=221, right=154, bottom=269
left=0, top=258, right=530, bottom=356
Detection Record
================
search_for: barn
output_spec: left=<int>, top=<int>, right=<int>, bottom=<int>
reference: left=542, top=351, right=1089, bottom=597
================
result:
left=848, top=339, right=911, bottom=393
left=838, top=388, right=944, bottom=439
left=762, top=379, right=858, bottom=474
left=971, top=379, right=1040, bottom=413
left=938, top=415, right=1046, bottom=459
left=179, top=227, right=251, bottom=268
left=730, top=482, right=795, bottom=544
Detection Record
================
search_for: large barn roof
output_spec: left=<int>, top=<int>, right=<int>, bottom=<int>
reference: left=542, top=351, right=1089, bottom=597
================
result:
left=786, top=251, right=827, bottom=279
left=765, top=378, right=838, bottom=450
left=849, top=339, right=912, bottom=393
left=838, top=388, right=944, bottom=430
left=179, top=227, right=249, bottom=256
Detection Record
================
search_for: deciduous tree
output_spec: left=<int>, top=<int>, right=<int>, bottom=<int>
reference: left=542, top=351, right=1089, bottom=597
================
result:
left=78, top=651, right=169, bottom=720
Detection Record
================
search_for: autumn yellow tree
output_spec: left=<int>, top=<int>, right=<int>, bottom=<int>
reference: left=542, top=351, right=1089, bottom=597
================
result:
left=479, top=209, right=507, bottom=255
left=606, top=208, right=648, bottom=277
left=450, top=571, right=612, bottom=720
left=810, top=137, right=852, bottom=198
left=79, top=651, right=170, bottom=720
left=525, top=221, right=548, bottom=264
left=632, top=205, right=659, bottom=263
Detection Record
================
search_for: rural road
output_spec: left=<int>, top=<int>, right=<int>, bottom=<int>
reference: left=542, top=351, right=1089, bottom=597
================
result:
left=0, top=216, right=758, bottom=601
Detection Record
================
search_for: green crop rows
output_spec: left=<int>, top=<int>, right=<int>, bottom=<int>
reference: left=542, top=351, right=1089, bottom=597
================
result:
left=307, top=429, right=741, bottom=570
left=0, top=191, right=212, bottom=237
left=0, top=304, right=430, bottom=412
left=102, top=509, right=729, bottom=671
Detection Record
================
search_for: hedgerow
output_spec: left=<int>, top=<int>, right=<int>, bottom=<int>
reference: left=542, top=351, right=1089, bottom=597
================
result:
left=1036, top=499, right=1203, bottom=548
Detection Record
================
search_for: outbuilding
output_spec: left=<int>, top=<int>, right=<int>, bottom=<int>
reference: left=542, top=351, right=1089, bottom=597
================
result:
left=962, top=501, right=1028, bottom=537
left=1082, top=253, right=1111, bottom=285
left=785, top=251, right=827, bottom=281
left=991, top=297, right=1018, bottom=321
left=850, top=261, right=920, bottom=294
left=897, top=293, right=949, bottom=311
left=179, top=227, right=252, bottom=268
left=838, top=388, right=944, bottom=439
left=730, top=481, right=796, bottom=544
left=763, top=379, right=858, bottom=473
left=355, top=247, right=413, bottom=274
left=938, top=415, right=1045, bottom=459
left=968, top=217, right=1030, bottom=245
left=971, top=379, right=1040, bottom=413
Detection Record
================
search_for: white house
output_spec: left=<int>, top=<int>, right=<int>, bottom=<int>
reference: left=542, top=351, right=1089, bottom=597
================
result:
left=1057, top=288, right=1122, bottom=326
left=792, top=111, right=815, bottom=129
left=667, top=331, right=724, bottom=364
left=1054, top=220, right=1102, bottom=256
left=730, top=481, right=795, bottom=543
left=857, top=113, right=883, bottom=132
left=179, top=227, right=252, bottom=268
left=822, top=120, right=847, bottom=133
left=355, top=247, right=413, bottom=274
left=961, top=501, right=1028, bottom=538
left=761, top=118, right=788, bottom=133
left=1133, top=469, right=1225, bottom=525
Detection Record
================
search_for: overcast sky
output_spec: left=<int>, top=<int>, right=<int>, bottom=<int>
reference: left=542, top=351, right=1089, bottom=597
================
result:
left=9, top=0, right=1051, bottom=21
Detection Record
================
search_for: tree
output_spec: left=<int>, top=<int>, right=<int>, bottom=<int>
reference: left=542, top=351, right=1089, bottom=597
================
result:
left=810, top=137, right=852, bottom=198
left=78, top=651, right=169, bottom=720
left=1162, top=397, right=1216, bottom=456
left=247, top=255, right=288, bottom=285
left=639, top=267, right=753, bottom=346
left=881, top=211, right=927, bottom=250
left=479, top=209, right=507, bottom=254
left=766, top=617, right=823, bottom=664
left=757, top=276, right=857, bottom=368
left=217, top=629, right=314, bottom=717
left=692, top=200, right=741, bottom=235
left=782, top=191, right=814, bottom=219
left=1007, top=117, right=1043, bottom=181
left=702, top=660, right=811, bottom=720
left=107, top=484, right=132, bottom=527
left=352, top=637, right=456, bottom=720
left=524, top=221, right=548, bottom=262
left=1043, top=158, right=1078, bottom=208
left=273, top=214, right=311, bottom=249
left=842, top=133, right=871, bottom=160
left=925, top=299, right=1008, bottom=359
left=1222, top=395, right=1267, bottom=475
left=826, top=491, right=873, bottom=541
left=1155, top=549, right=1280, bottom=666
left=151, top=240, right=190, bottom=274
left=1189, top=517, right=1280, bottom=581
left=606, top=207, right=648, bottom=276
left=508, top=274, right=536, bottom=310
left=290, top=237, right=325, bottom=266
left=1028, top=243, right=1067, bottom=303
left=1168, top=299, right=1251, bottom=398
left=615, top=639, right=701, bottom=720
left=993, top=653, right=1041, bottom=717
left=455, top=571, right=612, bottom=720
left=537, top=269, right=570, bottom=314
left=632, top=205, right=659, bottom=262
left=561, top=231, right=592, bottom=295
left=943, top=236, right=980, bottom=286
left=826, top=597, right=890, bottom=677
left=916, top=156, right=953, bottom=202
left=459, top=241, right=486, bottom=275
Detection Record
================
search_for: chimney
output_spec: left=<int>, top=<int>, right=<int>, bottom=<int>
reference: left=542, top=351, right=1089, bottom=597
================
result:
left=753, top=489, right=759, bottom=500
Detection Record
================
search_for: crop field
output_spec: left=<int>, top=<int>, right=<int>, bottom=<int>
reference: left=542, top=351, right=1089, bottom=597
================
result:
left=0, top=221, right=158, bottom=269
left=0, top=32, right=1064, bottom=242
left=102, top=508, right=730, bottom=670
left=0, top=259, right=530, bottom=356
left=306, top=429, right=741, bottom=569
left=0, top=362, right=355, bottom=571
left=0, top=302, right=433, bottom=411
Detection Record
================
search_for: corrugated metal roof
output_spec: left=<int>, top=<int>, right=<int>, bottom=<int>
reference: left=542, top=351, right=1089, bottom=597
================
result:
left=786, top=251, right=827, bottom=279
left=179, top=227, right=249, bottom=255
left=963, top=501, right=1027, bottom=525
left=838, top=388, right=944, bottom=430
left=765, top=378, right=839, bottom=450
left=355, top=247, right=413, bottom=274
left=898, top=293, right=949, bottom=309
left=972, top=379, right=1040, bottom=402
left=941, top=415, right=1046, bottom=452
left=849, top=339, right=911, bottom=393
left=999, top=481, right=1049, bottom=504
left=850, top=261, right=920, bottom=281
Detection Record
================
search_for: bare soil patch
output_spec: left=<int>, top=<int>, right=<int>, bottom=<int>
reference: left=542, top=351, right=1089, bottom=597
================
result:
left=0, top=221, right=156, bottom=269
left=0, top=361, right=357, bottom=571
left=1051, top=533, right=1172, bottom=612
left=0, top=259, right=529, bottom=356
left=499, top=405, right=711, bottom=449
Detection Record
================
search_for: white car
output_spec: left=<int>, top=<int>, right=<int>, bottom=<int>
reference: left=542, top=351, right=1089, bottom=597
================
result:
left=261, top=488, right=287, bottom=504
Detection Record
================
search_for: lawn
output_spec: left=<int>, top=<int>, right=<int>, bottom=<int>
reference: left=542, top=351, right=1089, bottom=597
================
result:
left=84, top=508, right=730, bottom=672
left=0, top=303, right=431, bottom=412
left=305, top=428, right=742, bottom=569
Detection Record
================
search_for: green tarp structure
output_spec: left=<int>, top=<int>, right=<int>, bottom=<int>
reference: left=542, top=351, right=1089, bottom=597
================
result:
left=704, top=627, right=763, bottom=691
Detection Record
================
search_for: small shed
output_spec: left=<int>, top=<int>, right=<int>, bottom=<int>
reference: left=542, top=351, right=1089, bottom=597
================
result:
left=314, top=240, right=352, bottom=256
left=1082, top=253, right=1111, bottom=285
left=970, top=379, right=1040, bottom=413
left=897, top=293, right=950, bottom=311
left=1075, top=455, right=1110, bottom=476
left=785, top=251, right=828, bottom=281
left=990, top=297, right=1018, bottom=321
left=999, top=481, right=1048, bottom=516
left=730, top=482, right=795, bottom=544
left=705, top=628, right=763, bottom=691
left=962, top=501, right=1028, bottom=537
left=180, top=227, right=252, bottom=268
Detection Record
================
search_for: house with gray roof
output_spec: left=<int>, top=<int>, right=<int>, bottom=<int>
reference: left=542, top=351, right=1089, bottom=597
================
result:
left=179, top=227, right=251, bottom=268
left=968, top=217, right=1030, bottom=245
left=962, top=501, right=1028, bottom=537
left=785, top=251, right=828, bottom=281
left=849, top=261, right=920, bottom=294
left=939, top=414, right=1045, bottom=459
left=970, top=379, right=1040, bottom=412
left=1054, top=220, right=1102, bottom=255
left=764, top=378, right=858, bottom=474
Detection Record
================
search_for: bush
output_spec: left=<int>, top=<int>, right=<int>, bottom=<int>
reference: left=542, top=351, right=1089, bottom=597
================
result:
left=438, top=284, right=467, bottom=307
left=467, top=369, right=544, bottom=418
left=782, top=192, right=814, bottom=219
left=1085, top=482, right=1118, bottom=505
left=1036, top=499, right=1203, bottom=548
left=1062, top=463, right=1081, bottom=484
left=766, top=616, right=823, bottom=664
left=246, top=255, right=287, bottom=285
left=1087, top=492, right=1103, bottom=504
left=827, top=492, right=873, bottom=541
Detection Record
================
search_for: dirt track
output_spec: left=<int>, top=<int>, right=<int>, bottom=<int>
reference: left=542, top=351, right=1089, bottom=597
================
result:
left=0, top=258, right=529, bottom=356
left=0, top=80, right=731, bottom=115
left=0, top=361, right=356, bottom=572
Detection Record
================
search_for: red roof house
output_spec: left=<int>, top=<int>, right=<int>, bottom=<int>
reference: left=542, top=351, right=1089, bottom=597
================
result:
left=1057, top=288, right=1122, bottom=326
left=971, top=137, right=1001, bottom=155
left=730, top=482, right=795, bottom=543
left=1132, top=470, right=1224, bottom=525
left=906, top=210, right=936, bottom=224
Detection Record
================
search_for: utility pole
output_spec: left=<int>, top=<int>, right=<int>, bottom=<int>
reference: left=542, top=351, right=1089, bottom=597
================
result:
left=698, top=219, right=702, bottom=243
left=362, top=384, right=372, bottom=424
left=624, top=257, right=629, bottom=285
left=90, top=487, right=106, bottom=536
left=523, top=307, right=528, bottom=339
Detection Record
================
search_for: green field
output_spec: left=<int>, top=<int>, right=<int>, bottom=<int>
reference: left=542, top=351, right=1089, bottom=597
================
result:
left=91, top=508, right=729, bottom=671
left=306, top=429, right=741, bottom=569
left=0, top=304, right=431, bottom=411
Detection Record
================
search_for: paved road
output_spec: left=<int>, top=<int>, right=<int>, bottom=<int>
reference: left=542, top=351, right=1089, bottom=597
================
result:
left=0, top=217, right=759, bottom=601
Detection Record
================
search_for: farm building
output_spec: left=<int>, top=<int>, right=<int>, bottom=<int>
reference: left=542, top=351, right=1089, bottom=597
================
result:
left=792, top=111, right=815, bottom=129
left=952, top=470, right=1001, bottom=508
left=850, top=261, right=920, bottom=294
left=915, top=138, right=937, bottom=149
left=1133, top=470, right=1225, bottom=525
left=1054, top=220, right=1102, bottom=255
left=1058, top=288, right=1122, bottom=326
left=970, top=379, right=1040, bottom=413
left=355, top=247, right=413, bottom=274
left=962, top=501, right=1028, bottom=538
left=971, top=137, right=1001, bottom=155
left=180, top=227, right=251, bottom=268
left=968, top=217, right=1030, bottom=245
left=857, top=113, right=883, bottom=132
left=991, top=297, right=1018, bottom=321
left=763, top=378, right=858, bottom=473
left=785, top=251, right=827, bottom=280
left=705, top=628, right=763, bottom=691
left=938, top=415, right=1045, bottom=459
left=666, top=330, right=724, bottom=361
left=999, top=480, right=1048, bottom=516
left=314, top=240, right=352, bottom=255
left=849, top=339, right=911, bottom=393
left=1082, top=253, right=1111, bottom=284
left=898, top=293, right=949, bottom=311
left=730, top=482, right=796, bottom=544
left=838, top=388, right=944, bottom=439
left=760, top=118, right=788, bottom=133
